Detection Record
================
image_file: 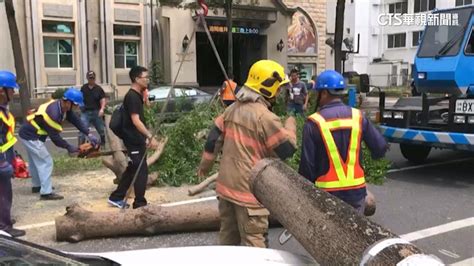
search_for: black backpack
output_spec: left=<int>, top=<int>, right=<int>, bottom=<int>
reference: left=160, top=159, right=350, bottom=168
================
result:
left=109, top=105, right=125, bottom=139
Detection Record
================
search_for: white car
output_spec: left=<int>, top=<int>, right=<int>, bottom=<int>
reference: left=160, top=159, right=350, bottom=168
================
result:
left=0, top=232, right=316, bottom=265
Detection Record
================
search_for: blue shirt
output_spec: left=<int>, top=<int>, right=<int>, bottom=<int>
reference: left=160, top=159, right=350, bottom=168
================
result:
left=298, top=100, right=388, bottom=204
left=19, top=100, right=89, bottom=151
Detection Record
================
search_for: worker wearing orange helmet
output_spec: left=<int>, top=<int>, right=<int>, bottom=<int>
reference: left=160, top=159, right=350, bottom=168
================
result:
left=198, top=60, right=297, bottom=247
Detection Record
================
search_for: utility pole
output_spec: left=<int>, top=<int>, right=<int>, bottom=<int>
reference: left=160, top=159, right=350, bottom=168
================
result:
left=334, top=0, right=346, bottom=73
left=5, top=0, right=31, bottom=117
left=226, top=0, right=233, bottom=78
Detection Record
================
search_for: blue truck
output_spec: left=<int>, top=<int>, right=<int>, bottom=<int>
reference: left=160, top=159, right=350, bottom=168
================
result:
left=376, top=5, right=474, bottom=163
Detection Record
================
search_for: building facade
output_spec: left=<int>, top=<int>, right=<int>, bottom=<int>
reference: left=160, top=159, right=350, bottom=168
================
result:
left=283, top=0, right=327, bottom=82
left=1, top=0, right=154, bottom=98
left=1, top=0, right=327, bottom=98
left=326, top=0, right=472, bottom=87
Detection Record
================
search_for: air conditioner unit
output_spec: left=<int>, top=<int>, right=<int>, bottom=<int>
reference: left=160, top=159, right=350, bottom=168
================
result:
left=371, top=28, right=379, bottom=36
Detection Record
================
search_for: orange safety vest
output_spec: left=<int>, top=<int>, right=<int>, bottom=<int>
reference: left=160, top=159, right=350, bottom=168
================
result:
left=308, top=108, right=366, bottom=191
left=221, top=80, right=237, bottom=101
left=0, top=110, right=17, bottom=153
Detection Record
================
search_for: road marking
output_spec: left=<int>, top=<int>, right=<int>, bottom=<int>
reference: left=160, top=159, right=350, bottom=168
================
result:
left=451, top=257, right=474, bottom=266
left=438, top=249, right=461, bottom=259
left=400, top=217, right=474, bottom=242
left=388, top=157, right=474, bottom=173
left=16, top=221, right=55, bottom=230
left=161, top=196, right=217, bottom=207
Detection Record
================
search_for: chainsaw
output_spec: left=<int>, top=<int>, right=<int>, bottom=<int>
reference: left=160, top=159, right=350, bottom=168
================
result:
left=78, top=142, right=126, bottom=159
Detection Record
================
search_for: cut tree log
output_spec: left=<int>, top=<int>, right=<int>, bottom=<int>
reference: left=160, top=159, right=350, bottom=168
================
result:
left=249, top=158, right=435, bottom=265
left=146, top=137, right=168, bottom=166
left=56, top=200, right=219, bottom=242
left=103, top=115, right=128, bottom=183
left=188, top=173, right=218, bottom=196
left=55, top=197, right=281, bottom=242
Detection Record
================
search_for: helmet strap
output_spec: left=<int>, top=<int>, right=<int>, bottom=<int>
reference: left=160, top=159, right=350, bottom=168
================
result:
left=4, top=88, right=10, bottom=103
left=314, top=91, right=321, bottom=113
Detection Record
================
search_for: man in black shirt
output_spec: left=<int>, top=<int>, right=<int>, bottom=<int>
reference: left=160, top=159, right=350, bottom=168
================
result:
left=80, top=71, right=106, bottom=146
left=108, top=66, right=159, bottom=209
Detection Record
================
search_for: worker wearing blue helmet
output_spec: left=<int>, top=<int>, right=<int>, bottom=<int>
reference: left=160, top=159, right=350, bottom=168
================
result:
left=0, top=70, right=26, bottom=237
left=18, top=87, right=99, bottom=200
left=298, top=70, right=388, bottom=216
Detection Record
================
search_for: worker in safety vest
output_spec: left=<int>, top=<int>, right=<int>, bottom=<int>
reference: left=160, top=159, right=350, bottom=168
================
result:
left=198, top=60, right=297, bottom=248
left=298, top=70, right=388, bottom=215
left=0, top=71, right=25, bottom=237
left=219, top=74, right=238, bottom=107
left=18, top=88, right=99, bottom=200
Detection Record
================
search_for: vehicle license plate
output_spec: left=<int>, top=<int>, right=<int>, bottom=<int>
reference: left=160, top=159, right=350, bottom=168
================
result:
left=456, top=99, right=474, bottom=114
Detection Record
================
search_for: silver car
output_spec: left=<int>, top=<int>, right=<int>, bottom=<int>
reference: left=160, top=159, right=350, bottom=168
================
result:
left=148, top=86, right=213, bottom=113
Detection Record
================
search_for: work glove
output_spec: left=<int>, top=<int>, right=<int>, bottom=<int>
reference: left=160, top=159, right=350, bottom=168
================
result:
left=67, top=145, right=79, bottom=157
left=0, top=160, right=14, bottom=179
left=87, top=134, right=100, bottom=147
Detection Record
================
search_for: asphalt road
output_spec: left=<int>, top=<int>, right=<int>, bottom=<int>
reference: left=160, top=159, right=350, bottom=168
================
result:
left=33, top=144, right=471, bottom=265
left=10, top=102, right=473, bottom=264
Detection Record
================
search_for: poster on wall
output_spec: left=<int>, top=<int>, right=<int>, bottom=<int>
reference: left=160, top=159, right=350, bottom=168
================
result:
left=287, top=12, right=317, bottom=54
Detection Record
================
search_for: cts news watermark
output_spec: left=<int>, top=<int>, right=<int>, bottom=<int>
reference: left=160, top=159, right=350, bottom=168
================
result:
left=377, top=13, right=459, bottom=26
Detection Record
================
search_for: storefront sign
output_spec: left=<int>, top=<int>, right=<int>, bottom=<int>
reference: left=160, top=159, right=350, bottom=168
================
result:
left=209, top=25, right=259, bottom=35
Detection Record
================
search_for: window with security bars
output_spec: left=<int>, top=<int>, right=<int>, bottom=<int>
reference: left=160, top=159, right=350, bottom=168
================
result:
left=388, top=33, right=406, bottom=48
left=389, top=1, right=408, bottom=14
left=42, top=21, right=74, bottom=68
left=414, top=0, right=436, bottom=13
left=456, top=0, right=472, bottom=6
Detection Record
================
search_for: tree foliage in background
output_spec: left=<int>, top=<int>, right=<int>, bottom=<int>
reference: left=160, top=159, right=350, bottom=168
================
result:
left=146, top=89, right=390, bottom=187
left=147, top=103, right=223, bottom=186
left=149, top=60, right=164, bottom=86
left=52, top=88, right=67, bottom=99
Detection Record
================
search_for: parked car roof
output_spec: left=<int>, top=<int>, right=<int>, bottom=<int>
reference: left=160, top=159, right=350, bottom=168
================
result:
left=0, top=233, right=316, bottom=266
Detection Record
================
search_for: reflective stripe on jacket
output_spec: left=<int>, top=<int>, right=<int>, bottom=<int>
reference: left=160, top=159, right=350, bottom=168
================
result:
left=216, top=87, right=291, bottom=207
left=0, top=111, right=17, bottom=153
left=26, top=100, right=63, bottom=135
left=308, top=108, right=365, bottom=191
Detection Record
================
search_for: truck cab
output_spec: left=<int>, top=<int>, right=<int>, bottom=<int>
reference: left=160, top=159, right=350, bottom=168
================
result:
left=378, top=5, right=474, bottom=163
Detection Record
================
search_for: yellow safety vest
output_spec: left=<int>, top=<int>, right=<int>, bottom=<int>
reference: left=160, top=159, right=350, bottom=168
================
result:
left=26, top=100, right=63, bottom=135
left=309, top=108, right=366, bottom=191
left=0, top=110, right=17, bottom=153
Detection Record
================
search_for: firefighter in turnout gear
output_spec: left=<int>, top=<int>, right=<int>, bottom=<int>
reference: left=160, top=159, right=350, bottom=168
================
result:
left=198, top=60, right=297, bottom=247
left=0, top=71, right=25, bottom=237
left=298, top=70, right=387, bottom=215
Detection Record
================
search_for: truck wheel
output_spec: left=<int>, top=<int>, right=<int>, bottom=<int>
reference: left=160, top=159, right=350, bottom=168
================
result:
left=400, top=143, right=431, bottom=163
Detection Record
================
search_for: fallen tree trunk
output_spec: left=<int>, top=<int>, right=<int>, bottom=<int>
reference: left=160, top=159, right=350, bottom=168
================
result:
left=103, top=115, right=128, bottom=183
left=56, top=200, right=219, bottom=242
left=55, top=197, right=281, bottom=242
left=250, top=158, right=438, bottom=265
left=188, top=173, right=217, bottom=196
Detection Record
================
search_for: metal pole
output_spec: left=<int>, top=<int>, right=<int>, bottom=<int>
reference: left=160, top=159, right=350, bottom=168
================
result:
left=226, top=0, right=233, bottom=78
